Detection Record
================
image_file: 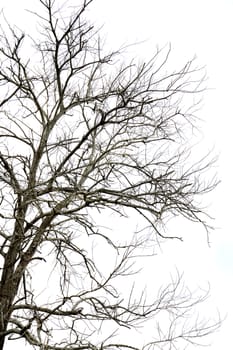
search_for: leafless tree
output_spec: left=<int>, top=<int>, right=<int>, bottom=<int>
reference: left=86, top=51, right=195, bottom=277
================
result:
left=0, top=0, right=219, bottom=349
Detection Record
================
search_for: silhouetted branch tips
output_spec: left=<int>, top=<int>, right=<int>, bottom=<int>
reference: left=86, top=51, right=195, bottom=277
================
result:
left=0, top=0, right=219, bottom=349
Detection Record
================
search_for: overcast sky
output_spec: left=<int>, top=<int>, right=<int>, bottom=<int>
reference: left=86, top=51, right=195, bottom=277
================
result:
left=1, top=0, right=233, bottom=349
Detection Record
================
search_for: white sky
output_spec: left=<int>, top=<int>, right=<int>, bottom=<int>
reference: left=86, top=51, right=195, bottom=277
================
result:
left=88, top=3, right=233, bottom=348
left=1, top=0, right=233, bottom=349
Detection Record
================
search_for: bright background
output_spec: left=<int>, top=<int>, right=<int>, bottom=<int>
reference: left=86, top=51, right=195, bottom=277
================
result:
left=1, top=0, right=233, bottom=349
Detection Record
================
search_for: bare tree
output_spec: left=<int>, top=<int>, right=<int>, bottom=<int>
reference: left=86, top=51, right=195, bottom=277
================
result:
left=0, top=0, right=219, bottom=349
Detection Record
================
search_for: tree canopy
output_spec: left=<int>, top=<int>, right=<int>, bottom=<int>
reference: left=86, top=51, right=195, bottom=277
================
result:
left=0, top=1, right=219, bottom=349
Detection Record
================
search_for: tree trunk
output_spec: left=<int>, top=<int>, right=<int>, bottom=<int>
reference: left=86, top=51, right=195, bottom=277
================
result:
left=0, top=336, right=6, bottom=350
left=0, top=294, right=11, bottom=350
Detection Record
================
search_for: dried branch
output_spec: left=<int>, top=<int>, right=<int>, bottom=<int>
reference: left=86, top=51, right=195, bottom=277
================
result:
left=0, top=0, right=219, bottom=349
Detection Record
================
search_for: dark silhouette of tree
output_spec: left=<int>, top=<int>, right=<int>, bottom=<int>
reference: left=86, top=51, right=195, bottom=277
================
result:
left=0, top=0, right=219, bottom=349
